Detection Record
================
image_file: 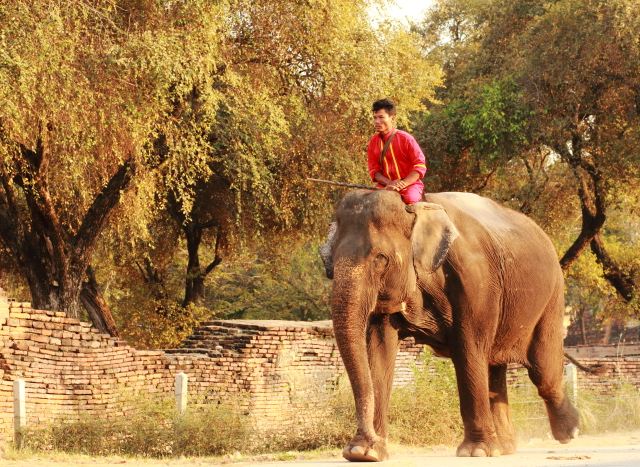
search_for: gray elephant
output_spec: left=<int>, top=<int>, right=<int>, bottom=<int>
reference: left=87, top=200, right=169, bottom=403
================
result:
left=320, top=190, right=579, bottom=461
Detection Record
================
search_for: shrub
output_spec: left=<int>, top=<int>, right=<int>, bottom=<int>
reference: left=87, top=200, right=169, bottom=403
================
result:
left=388, top=351, right=463, bottom=446
left=22, top=394, right=249, bottom=457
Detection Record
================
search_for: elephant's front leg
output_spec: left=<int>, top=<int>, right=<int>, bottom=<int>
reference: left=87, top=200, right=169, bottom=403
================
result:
left=452, top=349, right=501, bottom=457
left=342, top=314, right=399, bottom=462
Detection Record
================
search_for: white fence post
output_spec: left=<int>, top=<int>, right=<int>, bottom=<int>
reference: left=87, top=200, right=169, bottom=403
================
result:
left=175, top=372, right=188, bottom=415
left=564, top=363, right=578, bottom=406
left=13, top=379, right=26, bottom=448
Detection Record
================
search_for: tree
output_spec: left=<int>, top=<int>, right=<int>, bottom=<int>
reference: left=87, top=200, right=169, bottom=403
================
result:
left=0, top=0, right=224, bottom=331
left=514, top=0, right=640, bottom=304
left=415, top=0, right=640, bottom=308
left=158, top=0, right=443, bottom=307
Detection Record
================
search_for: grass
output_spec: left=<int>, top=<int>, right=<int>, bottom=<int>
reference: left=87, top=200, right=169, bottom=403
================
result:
left=389, top=351, right=463, bottom=446
left=18, top=394, right=249, bottom=457
left=10, top=353, right=640, bottom=459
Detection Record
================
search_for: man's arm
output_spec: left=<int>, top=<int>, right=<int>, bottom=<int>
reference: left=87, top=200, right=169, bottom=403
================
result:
left=374, top=172, right=391, bottom=186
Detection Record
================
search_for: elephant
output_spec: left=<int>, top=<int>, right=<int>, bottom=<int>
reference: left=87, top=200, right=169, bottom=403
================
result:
left=321, top=189, right=579, bottom=462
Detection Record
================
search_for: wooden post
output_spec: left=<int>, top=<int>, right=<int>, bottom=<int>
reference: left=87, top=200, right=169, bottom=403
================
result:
left=175, top=372, right=188, bottom=415
left=13, top=379, right=26, bottom=448
left=564, top=363, right=578, bottom=406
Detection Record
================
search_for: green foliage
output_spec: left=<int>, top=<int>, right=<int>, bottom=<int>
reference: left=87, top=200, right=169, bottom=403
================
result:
left=205, top=239, right=332, bottom=322
left=415, top=0, right=640, bottom=322
left=0, top=0, right=223, bottom=226
left=460, top=78, right=531, bottom=163
left=119, top=300, right=212, bottom=350
left=1, top=0, right=443, bottom=330
left=101, top=236, right=332, bottom=349
left=416, top=77, right=532, bottom=192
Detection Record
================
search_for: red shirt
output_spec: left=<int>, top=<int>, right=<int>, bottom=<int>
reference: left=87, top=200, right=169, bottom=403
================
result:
left=367, top=129, right=427, bottom=187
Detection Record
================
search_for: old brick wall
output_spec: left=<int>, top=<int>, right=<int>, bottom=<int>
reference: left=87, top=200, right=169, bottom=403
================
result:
left=2, top=288, right=640, bottom=443
left=0, top=292, right=425, bottom=441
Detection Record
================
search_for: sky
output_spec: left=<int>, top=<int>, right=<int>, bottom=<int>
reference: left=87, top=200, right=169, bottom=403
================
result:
left=376, top=0, right=435, bottom=25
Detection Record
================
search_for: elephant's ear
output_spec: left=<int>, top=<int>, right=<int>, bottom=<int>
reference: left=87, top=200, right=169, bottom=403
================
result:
left=319, top=221, right=337, bottom=279
left=406, top=202, right=459, bottom=277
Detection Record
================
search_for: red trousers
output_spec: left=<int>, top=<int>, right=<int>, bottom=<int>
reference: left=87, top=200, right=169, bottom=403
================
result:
left=376, top=183, right=424, bottom=204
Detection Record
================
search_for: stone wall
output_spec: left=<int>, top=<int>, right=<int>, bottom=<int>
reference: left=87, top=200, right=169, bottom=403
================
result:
left=2, top=289, right=640, bottom=443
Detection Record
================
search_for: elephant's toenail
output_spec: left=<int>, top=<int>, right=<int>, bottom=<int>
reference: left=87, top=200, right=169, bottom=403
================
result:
left=571, top=427, right=579, bottom=438
left=367, top=449, right=379, bottom=460
left=472, top=448, right=488, bottom=457
left=456, top=447, right=471, bottom=457
left=351, top=446, right=366, bottom=456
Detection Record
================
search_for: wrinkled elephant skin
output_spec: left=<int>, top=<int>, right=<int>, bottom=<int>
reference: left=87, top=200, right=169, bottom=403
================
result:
left=323, top=190, right=579, bottom=461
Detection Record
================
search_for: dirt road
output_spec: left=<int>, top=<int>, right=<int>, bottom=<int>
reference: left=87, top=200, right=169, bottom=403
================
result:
left=2, top=431, right=640, bottom=466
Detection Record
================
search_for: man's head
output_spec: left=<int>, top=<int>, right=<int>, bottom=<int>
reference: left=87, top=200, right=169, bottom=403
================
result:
left=372, top=98, right=396, bottom=135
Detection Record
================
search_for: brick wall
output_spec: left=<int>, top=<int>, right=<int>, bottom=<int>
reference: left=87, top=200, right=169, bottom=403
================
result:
left=0, top=292, right=424, bottom=441
left=2, top=289, right=640, bottom=443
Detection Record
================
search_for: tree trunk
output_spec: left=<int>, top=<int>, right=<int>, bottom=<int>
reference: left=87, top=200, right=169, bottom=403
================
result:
left=601, top=318, right=612, bottom=345
left=579, top=308, right=588, bottom=345
left=590, top=234, right=635, bottom=302
left=558, top=134, right=606, bottom=270
left=0, top=132, right=136, bottom=331
left=181, top=222, right=223, bottom=307
left=183, top=223, right=205, bottom=307
left=80, top=266, right=119, bottom=336
left=18, top=227, right=84, bottom=318
left=136, top=257, right=167, bottom=300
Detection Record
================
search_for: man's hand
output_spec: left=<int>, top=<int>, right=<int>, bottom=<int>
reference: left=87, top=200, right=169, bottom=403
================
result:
left=385, top=179, right=408, bottom=191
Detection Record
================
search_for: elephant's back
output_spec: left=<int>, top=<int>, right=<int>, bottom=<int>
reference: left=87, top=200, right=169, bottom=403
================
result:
left=425, top=192, right=544, bottom=236
left=424, top=192, right=560, bottom=266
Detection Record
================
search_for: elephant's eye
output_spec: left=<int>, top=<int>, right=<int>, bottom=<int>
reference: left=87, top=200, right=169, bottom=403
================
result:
left=373, top=253, right=389, bottom=273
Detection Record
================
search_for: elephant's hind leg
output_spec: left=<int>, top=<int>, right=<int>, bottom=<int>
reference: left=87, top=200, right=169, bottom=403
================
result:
left=489, top=364, right=516, bottom=454
left=527, top=305, right=579, bottom=443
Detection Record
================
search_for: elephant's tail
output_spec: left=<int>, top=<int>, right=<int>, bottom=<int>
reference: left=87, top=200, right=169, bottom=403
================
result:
left=563, top=352, right=608, bottom=375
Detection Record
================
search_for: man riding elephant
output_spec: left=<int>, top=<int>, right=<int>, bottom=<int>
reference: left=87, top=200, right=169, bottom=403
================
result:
left=367, top=98, right=427, bottom=205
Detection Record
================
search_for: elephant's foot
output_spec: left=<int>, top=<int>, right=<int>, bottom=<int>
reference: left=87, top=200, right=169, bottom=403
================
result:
left=456, top=438, right=501, bottom=457
left=342, top=434, right=388, bottom=462
left=494, top=422, right=517, bottom=454
left=496, top=435, right=517, bottom=455
left=547, top=398, right=580, bottom=443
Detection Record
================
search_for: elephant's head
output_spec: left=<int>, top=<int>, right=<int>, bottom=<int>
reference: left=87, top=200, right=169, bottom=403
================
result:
left=327, top=190, right=458, bottom=438
left=328, top=190, right=458, bottom=313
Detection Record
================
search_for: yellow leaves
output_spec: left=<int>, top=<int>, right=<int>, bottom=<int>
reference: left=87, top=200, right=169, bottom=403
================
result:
left=0, top=0, right=225, bottom=229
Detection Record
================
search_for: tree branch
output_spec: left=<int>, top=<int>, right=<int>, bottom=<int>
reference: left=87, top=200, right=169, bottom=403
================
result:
left=556, top=134, right=608, bottom=270
left=590, top=234, right=635, bottom=302
left=73, top=157, right=137, bottom=260
left=203, top=228, right=224, bottom=276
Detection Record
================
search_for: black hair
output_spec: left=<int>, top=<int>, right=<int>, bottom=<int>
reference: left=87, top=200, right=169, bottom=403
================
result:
left=372, top=98, right=396, bottom=116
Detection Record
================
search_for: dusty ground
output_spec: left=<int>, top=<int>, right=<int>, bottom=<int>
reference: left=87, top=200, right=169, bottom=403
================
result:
left=2, top=431, right=640, bottom=466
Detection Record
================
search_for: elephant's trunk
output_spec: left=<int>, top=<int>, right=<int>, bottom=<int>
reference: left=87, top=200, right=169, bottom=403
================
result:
left=331, top=258, right=378, bottom=440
